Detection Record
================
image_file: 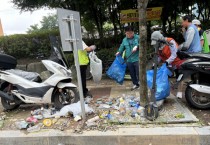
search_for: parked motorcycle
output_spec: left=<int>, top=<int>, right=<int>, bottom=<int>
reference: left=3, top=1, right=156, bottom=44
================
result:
left=0, top=46, right=79, bottom=110
left=177, top=51, right=210, bottom=109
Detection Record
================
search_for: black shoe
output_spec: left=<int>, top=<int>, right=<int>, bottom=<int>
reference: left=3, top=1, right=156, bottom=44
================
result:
left=85, top=92, right=93, bottom=98
left=131, top=85, right=140, bottom=91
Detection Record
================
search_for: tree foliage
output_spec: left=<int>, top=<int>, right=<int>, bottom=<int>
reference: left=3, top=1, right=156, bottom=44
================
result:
left=0, top=30, right=59, bottom=59
left=12, top=0, right=210, bottom=39
left=27, top=14, right=58, bottom=34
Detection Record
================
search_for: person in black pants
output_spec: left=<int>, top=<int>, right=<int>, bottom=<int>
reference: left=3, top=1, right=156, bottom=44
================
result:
left=78, top=41, right=96, bottom=97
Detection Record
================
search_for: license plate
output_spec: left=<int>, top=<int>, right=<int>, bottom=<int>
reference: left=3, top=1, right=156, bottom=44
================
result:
left=177, top=74, right=183, bottom=82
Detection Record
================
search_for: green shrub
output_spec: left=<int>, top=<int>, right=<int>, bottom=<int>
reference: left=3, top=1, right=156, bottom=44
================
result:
left=0, top=29, right=59, bottom=59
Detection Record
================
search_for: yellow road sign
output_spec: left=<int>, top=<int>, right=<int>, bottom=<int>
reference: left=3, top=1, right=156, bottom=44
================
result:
left=120, top=7, right=163, bottom=23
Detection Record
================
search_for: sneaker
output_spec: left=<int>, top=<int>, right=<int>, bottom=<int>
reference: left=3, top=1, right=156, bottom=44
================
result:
left=131, top=85, right=139, bottom=91
left=85, top=92, right=93, bottom=98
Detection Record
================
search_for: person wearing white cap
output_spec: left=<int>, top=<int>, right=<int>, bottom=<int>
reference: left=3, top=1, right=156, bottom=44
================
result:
left=192, top=19, right=204, bottom=47
left=151, top=31, right=184, bottom=69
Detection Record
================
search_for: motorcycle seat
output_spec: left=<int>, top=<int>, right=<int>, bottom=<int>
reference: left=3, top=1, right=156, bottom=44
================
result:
left=6, top=69, right=42, bottom=82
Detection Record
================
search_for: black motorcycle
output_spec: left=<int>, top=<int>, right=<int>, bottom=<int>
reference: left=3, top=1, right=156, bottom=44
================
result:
left=177, top=51, right=210, bottom=109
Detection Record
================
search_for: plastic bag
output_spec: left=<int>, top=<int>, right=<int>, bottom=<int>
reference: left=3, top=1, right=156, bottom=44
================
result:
left=147, top=64, right=172, bottom=101
left=53, top=101, right=94, bottom=117
left=89, top=52, right=103, bottom=83
left=106, top=56, right=127, bottom=85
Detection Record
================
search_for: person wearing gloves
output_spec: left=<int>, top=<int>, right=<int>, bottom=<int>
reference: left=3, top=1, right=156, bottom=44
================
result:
left=151, top=31, right=185, bottom=69
left=78, top=41, right=96, bottom=97
left=151, top=31, right=185, bottom=99
left=179, top=15, right=202, bottom=53
left=116, top=26, right=139, bottom=90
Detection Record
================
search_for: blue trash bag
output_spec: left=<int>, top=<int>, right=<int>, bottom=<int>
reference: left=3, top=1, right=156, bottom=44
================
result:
left=147, top=63, right=172, bottom=101
left=106, top=56, right=127, bottom=85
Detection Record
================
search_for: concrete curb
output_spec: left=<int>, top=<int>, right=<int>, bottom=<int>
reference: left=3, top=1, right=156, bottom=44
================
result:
left=0, top=126, right=210, bottom=145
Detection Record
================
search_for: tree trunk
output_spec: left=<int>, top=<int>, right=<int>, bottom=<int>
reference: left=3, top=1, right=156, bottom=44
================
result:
left=137, top=0, right=149, bottom=106
left=174, top=7, right=177, bottom=34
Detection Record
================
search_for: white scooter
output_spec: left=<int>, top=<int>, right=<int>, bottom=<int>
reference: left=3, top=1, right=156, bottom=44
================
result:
left=0, top=46, right=79, bottom=110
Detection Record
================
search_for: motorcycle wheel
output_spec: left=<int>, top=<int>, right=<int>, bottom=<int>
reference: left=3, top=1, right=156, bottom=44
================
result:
left=1, top=85, right=19, bottom=110
left=54, top=87, right=80, bottom=109
left=144, top=103, right=159, bottom=121
left=185, top=85, right=210, bottom=109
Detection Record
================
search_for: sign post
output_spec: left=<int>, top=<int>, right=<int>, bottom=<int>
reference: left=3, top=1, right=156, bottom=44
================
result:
left=57, top=8, right=86, bottom=119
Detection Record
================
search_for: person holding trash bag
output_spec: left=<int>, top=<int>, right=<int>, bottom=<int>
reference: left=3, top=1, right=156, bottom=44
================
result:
left=116, top=26, right=140, bottom=90
left=78, top=41, right=96, bottom=97
left=151, top=31, right=185, bottom=70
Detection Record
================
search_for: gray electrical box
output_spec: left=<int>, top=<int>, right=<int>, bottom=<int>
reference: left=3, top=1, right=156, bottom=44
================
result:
left=57, top=8, right=83, bottom=51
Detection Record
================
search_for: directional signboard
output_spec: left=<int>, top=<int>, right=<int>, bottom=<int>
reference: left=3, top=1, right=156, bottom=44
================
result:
left=57, top=8, right=83, bottom=51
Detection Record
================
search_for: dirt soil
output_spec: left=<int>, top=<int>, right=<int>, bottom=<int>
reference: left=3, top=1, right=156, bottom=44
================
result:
left=170, top=79, right=210, bottom=126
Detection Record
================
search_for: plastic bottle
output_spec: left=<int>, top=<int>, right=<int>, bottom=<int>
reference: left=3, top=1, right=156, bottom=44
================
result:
left=119, top=103, right=126, bottom=116
left=86, top=116, right=100, bottom=123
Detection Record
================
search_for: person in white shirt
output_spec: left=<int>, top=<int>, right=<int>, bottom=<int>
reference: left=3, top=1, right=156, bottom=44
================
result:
left=78, top=41, right=95, bottom=97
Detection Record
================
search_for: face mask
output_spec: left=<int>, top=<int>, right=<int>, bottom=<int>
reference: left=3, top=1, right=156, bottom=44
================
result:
left=159, top=43, right=165, bottom=50
left=198, top=27, right=201, bottom=31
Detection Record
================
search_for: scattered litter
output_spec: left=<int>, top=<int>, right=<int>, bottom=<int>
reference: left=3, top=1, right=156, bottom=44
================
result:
left=54, top=101, right=94, bottom=117
left=26, top=116, right=38, bottom=123
left=43, top=119, right=52, bottom=127
left=175, top=113, right=185, bottom=119
left=52, top=119, right=58, bottom=124
left=86, top=116, right=100, bottom=123
left=74, top=115, right=82, bottom=122
left=15, top=121, right=29, bottom=129
left=86, top=121, right=97, bottom=127
left=96, top=101, right=103, bottom=104
left=98, top=104, right=111, bottom=109
left=31, top=108, right=56, bottom=119
left=0, top=115, right=6, bottom=121
left=33, top=115, right=43, bottom=120
left=31, top=109, right=42, bottom=116
left=27, top=123, right=43, bottom=133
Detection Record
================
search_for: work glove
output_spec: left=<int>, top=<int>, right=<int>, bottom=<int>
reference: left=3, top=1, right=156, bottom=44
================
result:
left=132, top=46, right=138, bottom=53
left=89, top=45, right=96, bottom=51
left=115, top=52, right=120, bottom=56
